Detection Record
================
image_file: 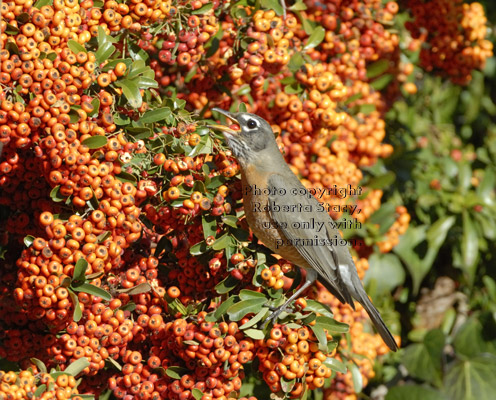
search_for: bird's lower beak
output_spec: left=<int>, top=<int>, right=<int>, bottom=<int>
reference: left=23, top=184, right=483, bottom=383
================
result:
left=207, top=108, right=240, bottom=135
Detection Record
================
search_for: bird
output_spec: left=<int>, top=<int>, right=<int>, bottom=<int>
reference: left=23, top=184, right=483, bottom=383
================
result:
left=208, top=108, right=398, bottom=351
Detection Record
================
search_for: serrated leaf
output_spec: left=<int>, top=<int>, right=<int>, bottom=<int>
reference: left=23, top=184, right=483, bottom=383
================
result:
left=165, top=366, right=189, bottom=380
left=64, top=357, right=90, bottom=376
left=289, top=1, right=307, bottom=11
left=303, top=26, right=325, bottom=50
left=119, top=302, right=136, bottom=312
left=81, top=135, right=108, bottom=149
left=226, top=298, right=267, bottom=321
left=71, top=282, right=112, bottom=301
left=67, top=40, right=86, bottom=54
left=116, top=282, right=152, bottom=295
left=461, top=210, right=478, bottom=284
left=73, top=258, right=88, bottom=283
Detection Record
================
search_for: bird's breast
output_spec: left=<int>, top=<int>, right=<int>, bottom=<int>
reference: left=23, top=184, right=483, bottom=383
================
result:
left=241, top=166, right=310, bottom=268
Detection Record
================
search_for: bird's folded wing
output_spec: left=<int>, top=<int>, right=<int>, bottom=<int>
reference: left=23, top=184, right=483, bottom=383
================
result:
left=267, top=173, right=354, bottom=306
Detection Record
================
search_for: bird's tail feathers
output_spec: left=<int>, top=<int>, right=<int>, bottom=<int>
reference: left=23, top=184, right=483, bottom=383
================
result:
left=357, top=292, right=398, bottom=351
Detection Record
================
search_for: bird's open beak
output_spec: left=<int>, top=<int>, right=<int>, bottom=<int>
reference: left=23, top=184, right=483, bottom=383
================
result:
left=207, top=108, right=240, bottom=135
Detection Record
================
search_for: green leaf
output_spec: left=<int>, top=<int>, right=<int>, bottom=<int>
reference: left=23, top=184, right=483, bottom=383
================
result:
left=323, top=357, right=347, bottom=374
left=303, top=299, right=334, bottom=319
left=67, top=40, right=86, bottom=54
left=349, top=362, right=363, bottom=393
left=115, top=79, right=142, bottom=108
left=444, top=355, right=496, bottom=400
left=402, top=329, right=445, bottom=387
left=140, top=107, right=172, bottom=124
left=370, top=74, right=393, bottom=90
left=215, top=275, right=239, bottom=294
left=71, top=282, right=112, bottom=301
left=34, top=0, right=52, bottom=8
left=365, top=253, right=405, bottom=294
left=192, top=388, right=204, bottom=400
left=69, top=289, right=83, bottom=322
left=303, top=26, right=325, bottom=50
left=239, top=289, right=266, bottom=300
left=289, top=1, right=307, bottom=11
left=116, top=171, right=137, bottom=183
left=34, top=385, right=47, bottom=398
left=64, top=358, right=90, bottom=376
left=367, top=171, right=396, bottom=189
left=135, top=76, right=158, bottom=89
left=50, top=185, right=65, bottom=202
left=260, top=0, right=284, bottom=15
left=192, top=3, right=213, bottom=14
left=82, top=136, right=108, bottom=149
left=367, top=60, right=390, bottom=79
left=461, top=210, right=478, bottom=285
left=243, top=328, right=265, bottom=340
left=72, top=258, right=88, bottom=283
left=213, top=296, right=237, bottom=320
left=358, top=104, right=376, bottom=115
left=239, top=307, right=270, bottom=329
left=202, top=215, right=217, bottom=240
left=165, top=366, right=189, bottom=380
left=310, top=323, right=327, bottom=352
left=24, top=235, right=35, bottom=247
left=226, top=298, right=267, bottom=321
left=106, top=357, right=122, bottom=371
left=476, top=168, right=495, bottom=206
left=288, top=52, right=305, bottom=73
left=315, top=316, right=349, bottom=333
left=452, top=316, right=496, bottom=358
left=190, top=241, right=208, bottom=256
left=31, top=358, right=47, bottom=374
left=386, top=385, right=445, bottom=400
left=116, top=282, right=152, bottom=295
left=211, top=233, right=235, bottom=250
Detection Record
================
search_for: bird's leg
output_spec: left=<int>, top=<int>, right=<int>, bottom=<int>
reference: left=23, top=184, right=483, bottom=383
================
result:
left=262, top=269, right=317, bottom=328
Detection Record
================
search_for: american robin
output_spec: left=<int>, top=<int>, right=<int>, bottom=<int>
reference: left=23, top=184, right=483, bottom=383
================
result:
left=209, top=108, right=398, bottom=351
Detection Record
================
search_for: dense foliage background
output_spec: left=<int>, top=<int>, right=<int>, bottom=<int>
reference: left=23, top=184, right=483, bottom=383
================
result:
left=0, top=0, right=494, bottom=399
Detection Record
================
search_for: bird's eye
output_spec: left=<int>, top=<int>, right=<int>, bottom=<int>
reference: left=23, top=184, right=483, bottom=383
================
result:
left=247, top=119, right=257, bottom=129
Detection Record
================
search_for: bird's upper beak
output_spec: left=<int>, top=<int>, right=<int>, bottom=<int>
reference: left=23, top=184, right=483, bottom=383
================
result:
left=207, top=108, right=240, bottom=136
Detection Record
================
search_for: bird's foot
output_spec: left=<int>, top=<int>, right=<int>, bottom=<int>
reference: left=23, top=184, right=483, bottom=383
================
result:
left=260, top=306, right=288, bottom=330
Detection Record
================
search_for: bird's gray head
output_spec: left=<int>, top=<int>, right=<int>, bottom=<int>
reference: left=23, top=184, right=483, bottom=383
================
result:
left=208, top=108, right=278, bottom=165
